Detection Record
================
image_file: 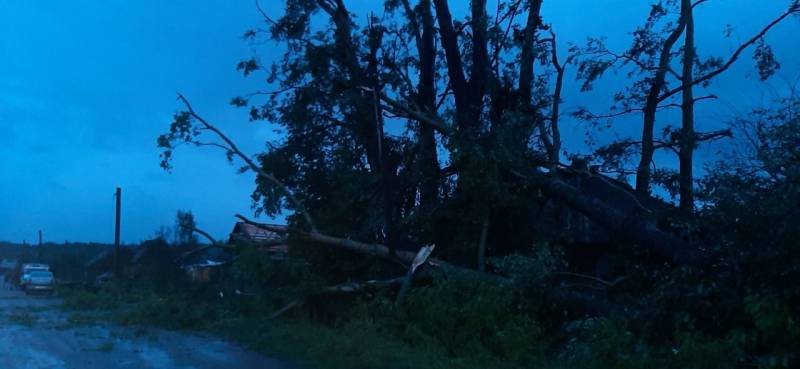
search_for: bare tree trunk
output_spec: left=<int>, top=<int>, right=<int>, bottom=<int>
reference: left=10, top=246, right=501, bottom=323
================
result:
left=518, top=0, right=544, bottom=108
left=433, top=0, right=489, bottom=133
left=635, top=17, right=687, bottom=194
left=324, top=1, right=399, bottom=254
left=235, top=215, right=420, bottom=265
left=679, top=0, right=695, bottom=212
left=409, top=0, right=441, bottom=213
left=432, top=0, right=470, bottom=129
left=548, top=30, right=570, bottom=171
left=468, top=0, right=490, bottom=128
left=518, top=0, right=550, bottom=155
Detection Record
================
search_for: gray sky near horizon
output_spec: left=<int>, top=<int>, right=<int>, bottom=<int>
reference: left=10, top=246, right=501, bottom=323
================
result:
left=0, top=1, right=797, bottom=244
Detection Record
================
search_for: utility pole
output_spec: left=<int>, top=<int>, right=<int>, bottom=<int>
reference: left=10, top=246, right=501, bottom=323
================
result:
left=114, top=187, right=121, bottom=278
left=38, top=230, right=42, bottom=246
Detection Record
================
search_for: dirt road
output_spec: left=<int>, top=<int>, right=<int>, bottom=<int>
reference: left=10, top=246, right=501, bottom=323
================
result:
left=0, top=279, right=290, bottom=369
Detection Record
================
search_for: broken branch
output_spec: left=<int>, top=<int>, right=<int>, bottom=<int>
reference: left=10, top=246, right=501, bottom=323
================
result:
left=177, top=94, right=316, bottom=231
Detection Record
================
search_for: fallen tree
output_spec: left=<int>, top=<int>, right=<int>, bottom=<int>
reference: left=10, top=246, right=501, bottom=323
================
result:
left=269, top=245, right=435, bottom=319
left=521, top=170, right=701, bottom=265
left=166, top=95, right=701, bottom=266
left=234, top=215, right=421, bottom=266
left=175, top=224, right=235, bottom=262
left=236, top=214, right=638, bottom=318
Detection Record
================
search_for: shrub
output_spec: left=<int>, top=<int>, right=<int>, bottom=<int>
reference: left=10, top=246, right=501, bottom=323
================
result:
left=400, top=271, right=543, bottom=363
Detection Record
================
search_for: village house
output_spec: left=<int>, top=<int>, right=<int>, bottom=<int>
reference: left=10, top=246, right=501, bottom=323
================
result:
left=228, top=222, right=285, bottom=245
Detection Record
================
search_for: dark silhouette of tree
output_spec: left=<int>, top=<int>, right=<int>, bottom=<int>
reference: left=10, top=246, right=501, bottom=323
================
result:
left=158, top=0, right=800, bottom=269
left=175, top=210, right=198, bottom=245
left=576, top=0, right=798, bottom=202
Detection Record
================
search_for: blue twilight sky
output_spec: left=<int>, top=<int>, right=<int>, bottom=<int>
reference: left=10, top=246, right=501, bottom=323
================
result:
left=0, top=1, right=797, bottom=244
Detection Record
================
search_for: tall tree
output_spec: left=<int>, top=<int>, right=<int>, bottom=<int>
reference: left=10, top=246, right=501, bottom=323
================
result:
left=396, top=0, right=441, bottom=217
left=678, top=0, right=695, bottom=212
left=159, top=0, right=738, bottom=267
left=635, top=3, right=686, bottom=195
left=175, top=210, right=198, bottom=245
left=576, top=1, right=797, bottom=197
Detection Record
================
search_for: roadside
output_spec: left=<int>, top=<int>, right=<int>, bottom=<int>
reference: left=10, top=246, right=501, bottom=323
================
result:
left=0, top=276, right=289, bottom=369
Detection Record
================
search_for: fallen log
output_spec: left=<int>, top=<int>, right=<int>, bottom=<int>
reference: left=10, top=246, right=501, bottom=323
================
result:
left=238, top=164, right=702, bottom=267
left=175, top=225, right=235, bottom=262
left=237, top=215, right=632, bottom=318
left=270, top=277, right=406, bottom=319
left=234, top=215, right=420, bottom=266
left=514, top=170, right=702, bottom=265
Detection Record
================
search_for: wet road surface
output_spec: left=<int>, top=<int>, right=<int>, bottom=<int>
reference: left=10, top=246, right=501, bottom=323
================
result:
left=0, top=278, right=289, bottom=369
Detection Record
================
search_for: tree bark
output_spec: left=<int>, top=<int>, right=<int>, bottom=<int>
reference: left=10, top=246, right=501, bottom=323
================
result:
left=323, top=0, right=399, bottom=254
left=548, top=30, right=570, bottom=171
left=679, top=0, right=696, bottom=212
left=235, top=215, right=420, bottom=265
left=518, top=0, right=544, bottom=108
left=433, top=0, right=489, bottom=133
left=468, top=0, right=490, bottom=126
left=408, top=0, right=441, bottom=213
left=635, top=15, right=687, bottom=194
left=432, top=0, right=469, bottom=130
left=518, top=0, right=549, bottom=155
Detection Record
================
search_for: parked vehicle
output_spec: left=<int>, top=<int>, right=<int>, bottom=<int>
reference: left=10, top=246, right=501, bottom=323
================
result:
left=18, top=263, right=51, bottom=291
left=21, top=263, right=49, bottom=274
left=22, top=270, right=55, bottom=294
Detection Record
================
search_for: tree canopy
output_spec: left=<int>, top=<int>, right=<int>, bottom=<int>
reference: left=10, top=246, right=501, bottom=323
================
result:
left=156, top=1, right=800, bottom=367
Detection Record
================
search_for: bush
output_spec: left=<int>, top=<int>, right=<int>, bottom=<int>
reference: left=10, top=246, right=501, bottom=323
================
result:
left=400, top=271, right=543, bottom=363
left=743, top=294, right=800, bottom=369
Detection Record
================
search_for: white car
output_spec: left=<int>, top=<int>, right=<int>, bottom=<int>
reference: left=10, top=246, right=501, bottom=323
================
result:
left=19, top=264, right=50, bottom=289
left=23, top=270, right=55, bottom=294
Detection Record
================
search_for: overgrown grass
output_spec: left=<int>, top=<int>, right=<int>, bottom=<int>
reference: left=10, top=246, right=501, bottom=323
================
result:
left=57, top=272, right=550, bottom=369
left=56, top=253, right=784, bottom=369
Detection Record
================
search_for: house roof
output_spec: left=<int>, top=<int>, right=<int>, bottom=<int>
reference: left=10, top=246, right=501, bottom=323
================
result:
left=229, top=222, right=285, bottom=244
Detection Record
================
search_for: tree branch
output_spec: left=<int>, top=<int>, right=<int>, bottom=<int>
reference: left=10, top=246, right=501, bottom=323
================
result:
left=174, top=224, right=235, bottom=262
left=432, top=0, right=469, bottom=119
left=177, top=94, right=316, bottom=231
left=235, top=214, right=420, bottom=265
left=364, top=87, right=450, bottom=134
left=695, top=128, right=733, bottom=142
left=658, top=4, right=799, bottom=102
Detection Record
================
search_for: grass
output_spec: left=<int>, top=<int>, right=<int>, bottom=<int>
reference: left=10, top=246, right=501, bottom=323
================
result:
left=56, top=284, right=547, bottom=369
left=206, top=317, right=496, bottom=369
left=56, top=267, right=752, bottom=369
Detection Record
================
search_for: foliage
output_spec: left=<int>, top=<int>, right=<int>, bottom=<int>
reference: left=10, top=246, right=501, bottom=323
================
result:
left=698, top=96, right=800, bottom=297
left=174, top=210, right=198, bottom=245
left=399, top=271, right=544, bottom=362
left=58, top=256, right=548, bottom=368
left=145, top=1, right=800, bottom=369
